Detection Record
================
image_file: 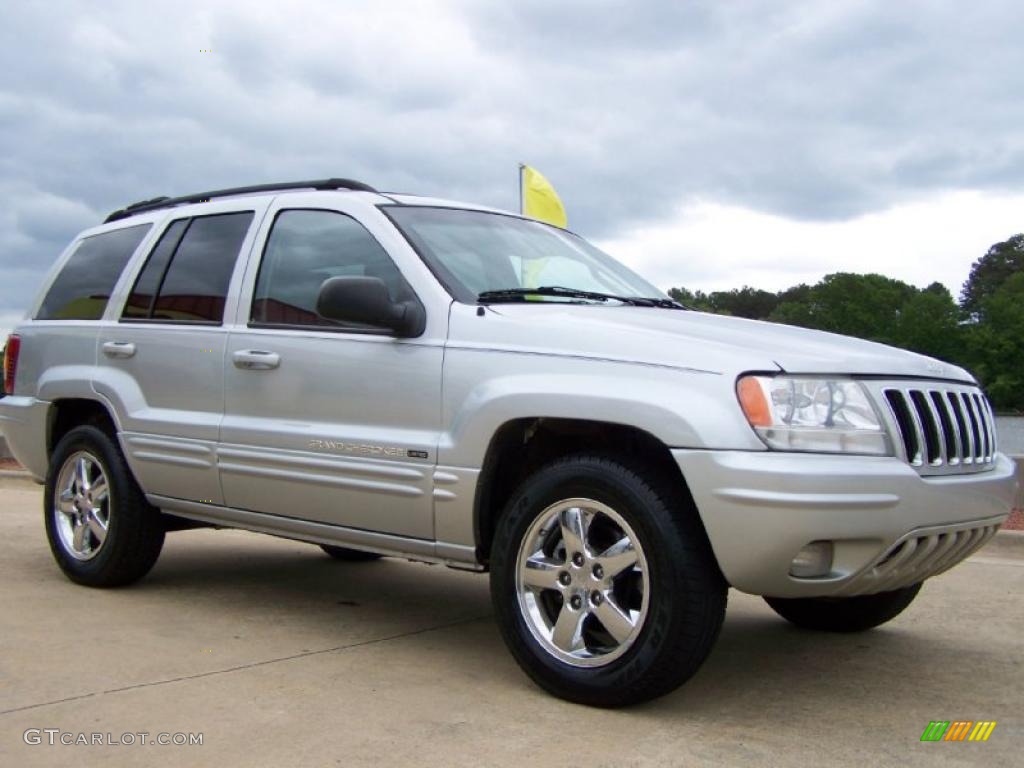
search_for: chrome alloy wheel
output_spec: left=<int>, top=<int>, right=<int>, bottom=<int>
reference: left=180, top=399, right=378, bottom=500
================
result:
left=515, top=498, right=649, bottom=667
left=53, top=451, right=111, bottom=561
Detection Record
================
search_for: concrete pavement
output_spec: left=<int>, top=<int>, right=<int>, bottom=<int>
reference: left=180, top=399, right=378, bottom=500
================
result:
left=0, top=478, right=1021, bottom=767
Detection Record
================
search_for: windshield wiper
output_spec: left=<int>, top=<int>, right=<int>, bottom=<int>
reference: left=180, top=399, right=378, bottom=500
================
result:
left=477, top=286, right=684, bottom=309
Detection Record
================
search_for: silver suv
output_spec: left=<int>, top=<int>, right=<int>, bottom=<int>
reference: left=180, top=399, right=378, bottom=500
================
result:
left=0, top=178, right=1018, bottom=707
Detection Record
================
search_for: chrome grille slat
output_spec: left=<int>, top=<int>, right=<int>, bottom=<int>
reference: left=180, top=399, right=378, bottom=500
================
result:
left=974, top=393, right=993, bottom=462
left=912, top=390, right=942, bottom=465
left=940, top=393, right=964, bottom=465
left=968, top=394, right=986, bottom=461
left=984, top=398, right=999, bottom=456
left=923, top=393, right=949, bottom=465
left=904, top=393, right=928, bottom=466
left=963, top=392, right=983, bottom=462
left=882, top=383, right=997, bottom=476
left=955, top=392, right=975, bottom=464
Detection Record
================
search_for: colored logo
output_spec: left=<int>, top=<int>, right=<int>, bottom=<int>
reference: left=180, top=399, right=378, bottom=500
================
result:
left=920, top=721, right=997, bottom=742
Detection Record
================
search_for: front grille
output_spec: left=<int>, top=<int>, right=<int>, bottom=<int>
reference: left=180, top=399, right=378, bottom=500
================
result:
left=883, top=385, right=997, bottom=475
left=835, top=520, right=1000, bottom=596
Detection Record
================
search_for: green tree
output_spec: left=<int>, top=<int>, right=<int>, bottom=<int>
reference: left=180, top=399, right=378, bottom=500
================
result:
left=705, top=287, right=779, bottom=319
left=769, top=283, right=815, bottom=327
left=960, top=233, right=1024, bottom=318
left=892, top=282, right=962, bottom=363
left=964, top=272, right=1024, bottom=410
left=667, top=287, right=712, bottom=311
left=667, top=235, right=1024, bottom=409
left=777, top=283, right=813, bottom=305
left=768, top=272, right=916, bottom=343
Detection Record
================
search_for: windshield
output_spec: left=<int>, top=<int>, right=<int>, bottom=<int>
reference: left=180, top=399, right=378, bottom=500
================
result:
left=384, top=206, right=667, bottom=304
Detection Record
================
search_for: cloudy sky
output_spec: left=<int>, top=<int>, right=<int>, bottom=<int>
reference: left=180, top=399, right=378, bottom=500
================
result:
left=2, top=0, right=1023, bottom=335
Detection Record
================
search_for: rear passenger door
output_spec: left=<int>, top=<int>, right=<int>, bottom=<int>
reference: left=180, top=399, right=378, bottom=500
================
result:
left=94, top=207, right=262, bottom=506
left=219, top=203, right=442, bottom=539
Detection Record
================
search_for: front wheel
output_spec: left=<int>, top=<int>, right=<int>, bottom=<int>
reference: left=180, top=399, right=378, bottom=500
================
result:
left=490, top=455, right=726, bottom=708
left=764, top=583, right=922, bottom=633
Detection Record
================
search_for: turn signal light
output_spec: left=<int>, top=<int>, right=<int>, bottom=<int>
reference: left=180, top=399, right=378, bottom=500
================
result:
left=736, top=375, right=772, bottom=428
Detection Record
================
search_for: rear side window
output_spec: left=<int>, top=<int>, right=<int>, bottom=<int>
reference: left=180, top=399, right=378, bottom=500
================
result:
left=123, top=212, right=253, bottom=324
left=36, top=224, right=152, bottom=320
left=122, top=219, right=188, bottom=319
left=251, top=209, right=414, bottom=329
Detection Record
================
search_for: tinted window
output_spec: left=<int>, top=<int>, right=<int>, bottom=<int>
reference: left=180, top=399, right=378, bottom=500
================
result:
left=37, top=224, right=152, bottom=320
left=122, top=218, right=188, bottom=319
left=251, top=209, right=413, bottom=329
left=122, top=212, right=252, bottom=323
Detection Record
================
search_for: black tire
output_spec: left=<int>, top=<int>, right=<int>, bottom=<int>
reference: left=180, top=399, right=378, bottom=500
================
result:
left=320, top=545, right=382, bottom=562
left=44, top=424, right=165, bottom=587
left=764, top=583, right=922, bottom=633
left=490, top=454, right=727, bottom=708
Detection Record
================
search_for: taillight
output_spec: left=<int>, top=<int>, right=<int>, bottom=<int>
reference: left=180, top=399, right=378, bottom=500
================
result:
left=2, top=334, right=20, bottom=395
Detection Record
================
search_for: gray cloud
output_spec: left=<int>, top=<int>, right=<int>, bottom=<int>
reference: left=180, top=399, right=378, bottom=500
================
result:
left=1, top=0, right=1023, bottom=319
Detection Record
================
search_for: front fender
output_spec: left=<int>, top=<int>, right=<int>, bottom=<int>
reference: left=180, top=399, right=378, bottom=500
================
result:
left=438, top=351, right=763, bottom=467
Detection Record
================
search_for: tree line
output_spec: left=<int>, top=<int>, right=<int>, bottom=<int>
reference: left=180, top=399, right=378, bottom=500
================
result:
left=668, top=234, right=1024, bottom=412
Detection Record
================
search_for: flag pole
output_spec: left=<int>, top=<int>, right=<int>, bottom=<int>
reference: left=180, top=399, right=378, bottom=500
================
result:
left=518, top=162, right=525, bottom=215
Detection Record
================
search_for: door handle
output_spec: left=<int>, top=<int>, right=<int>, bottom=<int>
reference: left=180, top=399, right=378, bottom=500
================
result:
left=232, top=349, right=280, bottom=370
left=102, top=341, right=136, bottom=359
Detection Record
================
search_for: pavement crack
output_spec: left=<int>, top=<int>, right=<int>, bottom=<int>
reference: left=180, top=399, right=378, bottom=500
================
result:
left=0, top=613, right=492, bottom=716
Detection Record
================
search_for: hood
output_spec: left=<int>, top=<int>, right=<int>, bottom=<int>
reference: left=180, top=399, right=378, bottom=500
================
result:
left=457, top=304, right=974, bottom=383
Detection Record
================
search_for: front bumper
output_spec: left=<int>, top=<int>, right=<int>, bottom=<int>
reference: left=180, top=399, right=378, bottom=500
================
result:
left=673, top=449, right=1019, bottom=598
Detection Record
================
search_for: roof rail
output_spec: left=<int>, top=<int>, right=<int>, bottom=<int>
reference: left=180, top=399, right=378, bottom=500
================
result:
left=104, top=178, right=379, bottom=223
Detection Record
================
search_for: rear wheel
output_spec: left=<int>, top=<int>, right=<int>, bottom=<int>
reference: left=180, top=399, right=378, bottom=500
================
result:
left=764, top=583, right=922, bottom=632
left=44, top=425, right=165, bottom=587
left=490, top=455, right=726, bottom=708
left=320, top=545, right=382, bottom=562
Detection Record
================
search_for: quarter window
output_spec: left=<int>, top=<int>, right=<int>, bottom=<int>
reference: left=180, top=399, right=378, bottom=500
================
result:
left=251, top=209, right=414, bottom=329
left=123, top=212, right=253, bottom=324
left=37, top=224, right=152, bottom=320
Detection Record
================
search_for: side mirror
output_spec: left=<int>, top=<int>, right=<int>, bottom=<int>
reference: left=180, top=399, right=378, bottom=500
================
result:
left=316, top=276, right=425, bottom=338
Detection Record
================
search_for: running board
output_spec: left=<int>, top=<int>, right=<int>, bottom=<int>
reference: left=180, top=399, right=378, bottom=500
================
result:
left=146, top=495, right=484, bottom=572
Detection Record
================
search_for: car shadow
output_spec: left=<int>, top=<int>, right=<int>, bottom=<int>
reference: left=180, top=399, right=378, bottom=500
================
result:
left=114, top=532, right=997, bottom=717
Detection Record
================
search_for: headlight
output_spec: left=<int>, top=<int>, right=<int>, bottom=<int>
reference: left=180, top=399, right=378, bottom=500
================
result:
left=736, top=375, right=892, bottom=456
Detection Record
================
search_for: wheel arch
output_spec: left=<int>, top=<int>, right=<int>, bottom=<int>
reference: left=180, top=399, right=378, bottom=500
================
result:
left=47, top=397, right=121, bottom=459
left=472, top=417, right=707, bottom=566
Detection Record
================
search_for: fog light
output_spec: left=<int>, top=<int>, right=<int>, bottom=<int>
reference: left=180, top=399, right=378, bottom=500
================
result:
left=789, top=541, right=834, bottom=578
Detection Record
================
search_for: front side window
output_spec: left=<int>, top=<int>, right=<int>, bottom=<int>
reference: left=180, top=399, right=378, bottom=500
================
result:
left=123, top=212, right=253, bottom=323
left=384, top=207, right=665, bottom=304
left=37, top=223, right=152, bottom=320
left=251, top=209, right=414, bottom=330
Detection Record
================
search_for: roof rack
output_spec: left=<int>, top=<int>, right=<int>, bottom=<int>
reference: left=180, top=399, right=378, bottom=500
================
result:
left=104, top=178, right=379, bottom=223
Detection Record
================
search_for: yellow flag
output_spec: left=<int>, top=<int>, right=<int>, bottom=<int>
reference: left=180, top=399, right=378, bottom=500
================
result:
left=521, top=165, right=567, bottom=228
